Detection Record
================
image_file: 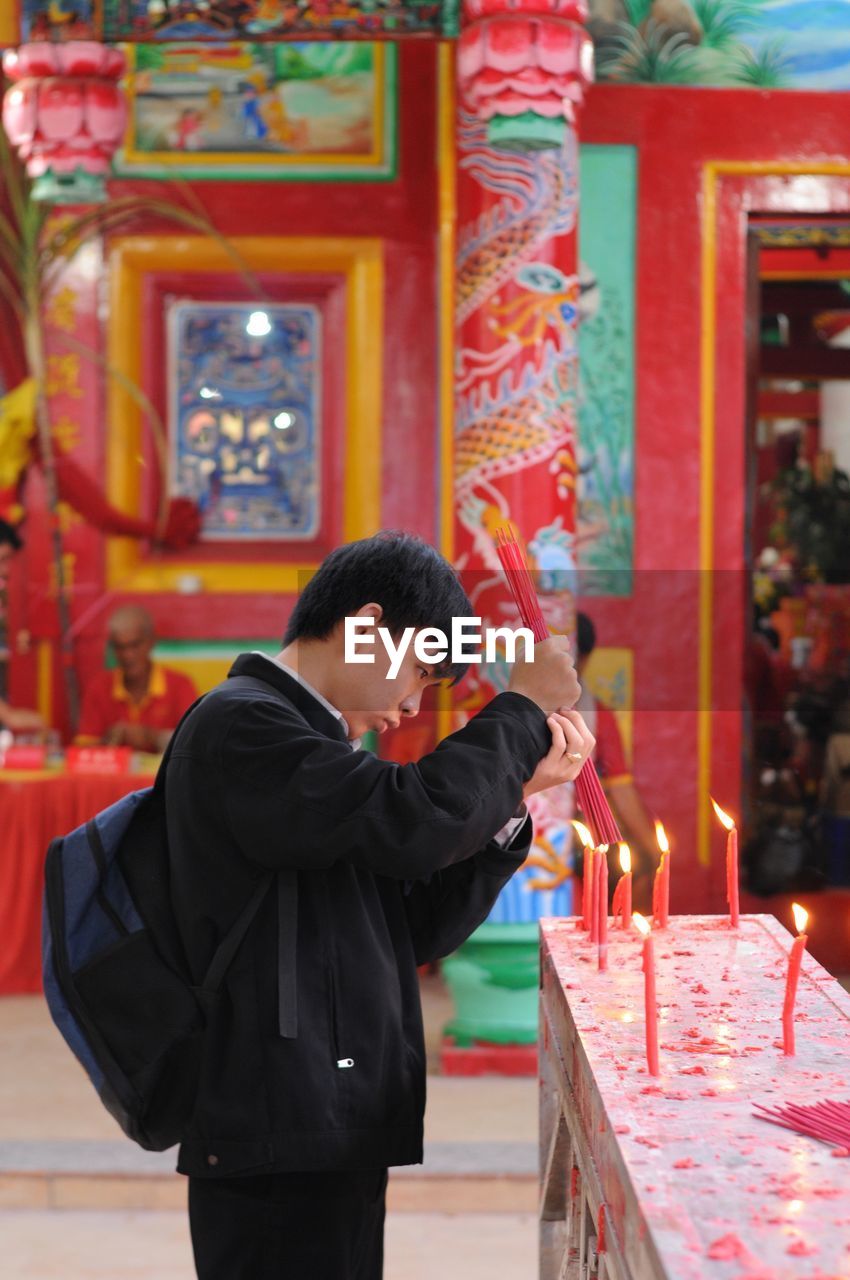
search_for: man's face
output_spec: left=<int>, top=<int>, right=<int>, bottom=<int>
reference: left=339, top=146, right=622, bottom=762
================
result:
left=110, top=623, right=154, bottom=682
left=0, top=543, right=15, bottom=581
left=329, top=612, right=446, bottom=741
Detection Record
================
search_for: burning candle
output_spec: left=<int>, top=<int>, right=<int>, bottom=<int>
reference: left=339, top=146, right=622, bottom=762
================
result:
left=711, top=799, right=739, bottom=928
left=655, top=820, right=670, bottom=928
left=782, top=903, right=809, bottom=1057
left=583, top=849, right=596, bottom=942
left=572, top=821, right=594, bottom=931
left=612, top=843, right=632, bottom=929
left=633, top=913, right=659, bottom=1077
left=597, top=848, right=608, bottom=971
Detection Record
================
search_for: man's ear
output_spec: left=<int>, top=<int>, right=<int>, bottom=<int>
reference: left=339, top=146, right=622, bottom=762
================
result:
left=355, top=602, right=384, bottom=625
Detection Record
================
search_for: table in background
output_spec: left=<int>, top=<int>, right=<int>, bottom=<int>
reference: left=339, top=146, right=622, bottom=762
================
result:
left=0, top=772, right=154, bottom=994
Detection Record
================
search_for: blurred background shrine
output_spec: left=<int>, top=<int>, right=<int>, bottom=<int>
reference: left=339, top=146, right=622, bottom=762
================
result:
left=2, top=0, right=850, bottom=1036
left=4, top=5, right=850, bottom=1276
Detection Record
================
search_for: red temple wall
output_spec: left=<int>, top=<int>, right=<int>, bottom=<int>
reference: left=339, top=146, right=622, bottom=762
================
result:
left=580, top=85, right=850, bottom=910
left=7, top=42, right=442, bottom=731
left=8, top=70, right=850, bottom=913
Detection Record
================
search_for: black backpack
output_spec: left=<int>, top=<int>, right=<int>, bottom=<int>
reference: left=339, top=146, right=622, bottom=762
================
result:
left=42, top=703, right=274, bottom=1152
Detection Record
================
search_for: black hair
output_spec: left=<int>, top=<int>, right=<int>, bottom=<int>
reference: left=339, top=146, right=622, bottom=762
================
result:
left=284, top=531, right=473, bottom=683
left=0, top=519, right=22, bottom=551
left=577, top=611, right=596, bottom=659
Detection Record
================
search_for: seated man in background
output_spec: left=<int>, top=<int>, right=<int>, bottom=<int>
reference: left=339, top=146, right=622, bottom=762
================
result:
left=575, top=611, right=658, bottom=911
left=0, top=518, right=45, bottom=734
left=76, top=604, right=198, bottom=752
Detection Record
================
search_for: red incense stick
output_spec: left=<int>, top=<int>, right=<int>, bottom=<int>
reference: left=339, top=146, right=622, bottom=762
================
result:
left=754, top=1098, right=850, bottom=1150
left=495, top=526, right=622, bottom=849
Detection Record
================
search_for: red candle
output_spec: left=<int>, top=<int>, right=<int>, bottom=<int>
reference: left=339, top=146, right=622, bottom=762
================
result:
left=633, top=913, right=659, bottom=1076
left=572, top=821, right=594, bottom=930
left=597, top=849, right=608, bottom=971
left=617, top=844, right=629, bottom=926
left=711, top=799, right=739, bottom=929
left=728, top=827, right=739, bottom=928
left=611, top=876, right=622, bottom=925
left=614, top=844, right=632, bottom=929
left=783, top=903, right=809, bottom=1056
left=655, top=820, right=670, bottom=928
left=583, top=847, right=593, bottom=931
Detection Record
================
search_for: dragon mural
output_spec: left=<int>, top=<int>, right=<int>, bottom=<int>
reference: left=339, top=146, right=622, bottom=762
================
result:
left=453, top=113, right=582, bottom=918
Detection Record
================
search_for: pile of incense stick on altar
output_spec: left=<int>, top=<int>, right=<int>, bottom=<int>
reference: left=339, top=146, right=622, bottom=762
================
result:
left=754, top=1098, right=850, bottom=1151
left=495, top=526, right=622, bottom=849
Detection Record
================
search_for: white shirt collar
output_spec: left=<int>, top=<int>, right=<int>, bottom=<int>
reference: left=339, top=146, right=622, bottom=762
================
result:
left=252, top=651, right=360, bottom=748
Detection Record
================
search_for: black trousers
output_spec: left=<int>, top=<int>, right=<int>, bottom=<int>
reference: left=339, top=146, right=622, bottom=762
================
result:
left=188, top=1168, right=388, bottom=1280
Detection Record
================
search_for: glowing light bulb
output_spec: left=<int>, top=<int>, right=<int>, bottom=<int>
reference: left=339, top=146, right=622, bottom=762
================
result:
left=246, top=311, right=272, bottom=337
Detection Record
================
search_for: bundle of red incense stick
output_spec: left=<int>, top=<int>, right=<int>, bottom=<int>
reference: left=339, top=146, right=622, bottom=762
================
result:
left=495, top=526, right=622, bottom=848
left=754, top=1098, right=850, bottom=1150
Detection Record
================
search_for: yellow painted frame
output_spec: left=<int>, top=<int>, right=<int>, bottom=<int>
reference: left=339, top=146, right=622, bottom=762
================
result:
left=120, top=45, right=391, bottom=175
left=36, top=639, right=53, bottom=725
left=699, top=159, right=850, bottom=866
left=106, top=234, right=383, bottom=594
left=437, top=42, right=456, bottom=743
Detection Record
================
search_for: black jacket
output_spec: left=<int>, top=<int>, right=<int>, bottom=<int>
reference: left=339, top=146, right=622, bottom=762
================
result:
left=164, top=652, right=550, bottom=1178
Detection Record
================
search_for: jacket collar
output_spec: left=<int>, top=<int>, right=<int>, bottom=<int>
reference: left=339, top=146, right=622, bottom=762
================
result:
left=228, top=652, right=350, bottom=744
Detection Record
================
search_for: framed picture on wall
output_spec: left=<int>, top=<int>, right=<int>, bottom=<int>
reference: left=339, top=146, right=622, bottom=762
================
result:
left=167, top=301, right=322, bottom=541
left=103, top=0, right=446, bottom=41
left=106, top=233, right=382, bottom=595
left=21, top=0, right=97, bottom=39
left=115, top=41, right=397, bottom=180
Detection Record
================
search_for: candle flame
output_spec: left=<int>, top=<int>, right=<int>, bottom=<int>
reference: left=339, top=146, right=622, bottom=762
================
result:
left=619, top=843, right=632, bottom=874
left=633, top=912, right=650, bottom=937
left=710, top=797, right=735, bottom=831
left=791, top=902, right=808, bottom=934
left=654, top=820, right=670, bottom=855
left=570, top=820, right=594, bottom=849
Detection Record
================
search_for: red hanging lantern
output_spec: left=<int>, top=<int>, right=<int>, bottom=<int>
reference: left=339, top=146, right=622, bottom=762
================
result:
left=2, top=42, right=127, bottom=204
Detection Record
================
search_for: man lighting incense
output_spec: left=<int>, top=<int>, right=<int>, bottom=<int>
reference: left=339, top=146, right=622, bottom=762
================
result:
left=164, top=531, right=594, bottom=1280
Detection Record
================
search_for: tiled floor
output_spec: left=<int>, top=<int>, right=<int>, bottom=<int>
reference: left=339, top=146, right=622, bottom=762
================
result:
left=0, top=975, right=538, bottom=1278
left=0, top=980, right=537, bottom=1148
left=0, top=1208, right=537, bottom=1279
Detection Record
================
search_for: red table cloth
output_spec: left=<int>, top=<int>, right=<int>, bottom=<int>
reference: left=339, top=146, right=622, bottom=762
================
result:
left=0, top=772, right=154, bottom=994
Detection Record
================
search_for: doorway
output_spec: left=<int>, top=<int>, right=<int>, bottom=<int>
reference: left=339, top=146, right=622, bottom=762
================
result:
left=743, top=220, right=850, bottom=898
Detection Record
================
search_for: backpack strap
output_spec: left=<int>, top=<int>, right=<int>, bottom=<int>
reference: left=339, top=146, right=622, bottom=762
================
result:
left=277, top=868, right=298, bottom=1039
left=198, top=870, right=297, bottom=1040
left=159, top=686, right=299, bottom=1039
left=200, top=871, right=275, bottom=996
left=152, top=695, right=207, bottom=796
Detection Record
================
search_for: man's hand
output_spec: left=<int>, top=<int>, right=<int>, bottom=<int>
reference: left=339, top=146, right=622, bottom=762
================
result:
left=105, top=721, right=168, bottom=752
left=105, top=721, right=149, bottom=750
left=1, top=704, right=45, bottom=734
left=523, top=709, right=595, bottom=799
left=508, top=635, right=580, bottom=717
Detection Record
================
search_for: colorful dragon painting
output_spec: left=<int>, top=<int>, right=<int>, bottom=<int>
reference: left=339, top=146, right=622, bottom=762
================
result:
left=453, top=113, right=582, bottom=915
